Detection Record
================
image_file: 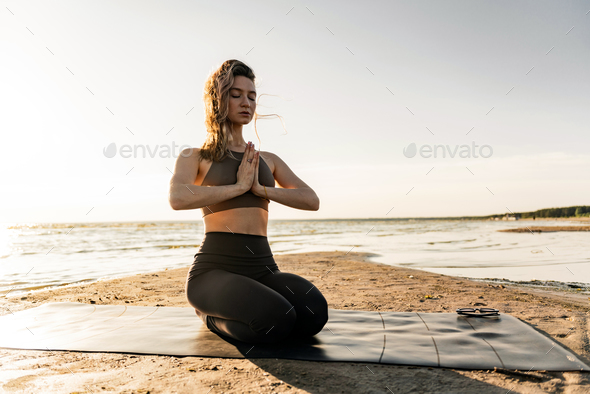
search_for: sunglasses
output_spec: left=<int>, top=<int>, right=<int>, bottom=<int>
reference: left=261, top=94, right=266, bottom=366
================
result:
left=456, top=308, right=500, bottom=317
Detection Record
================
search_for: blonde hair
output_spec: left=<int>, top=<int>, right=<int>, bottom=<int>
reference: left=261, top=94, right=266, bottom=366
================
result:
left=199, top=59, right=285, bottom=162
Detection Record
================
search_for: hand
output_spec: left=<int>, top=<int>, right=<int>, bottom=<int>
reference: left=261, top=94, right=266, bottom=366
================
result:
left=250, top=149, right=265, bottom=196
left=235, top=142, right=257, bottom=192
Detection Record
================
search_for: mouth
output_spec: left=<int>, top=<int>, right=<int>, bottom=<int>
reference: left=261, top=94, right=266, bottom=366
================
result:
left=240, top=112, right=250, bottom=115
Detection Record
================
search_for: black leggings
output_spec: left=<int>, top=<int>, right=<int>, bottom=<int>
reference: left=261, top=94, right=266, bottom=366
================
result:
left=185, top=232, right=329, bottom=344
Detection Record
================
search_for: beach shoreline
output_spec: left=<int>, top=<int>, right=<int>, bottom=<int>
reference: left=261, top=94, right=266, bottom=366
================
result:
left=462, top=277, right=590, bottom=294
left=498, top=226, right=590, bottom=233
left=6, top=260, right=590, bottom=301
left=1, top=251, right=589, bottom=393
left=518, top=217, right=590, bottom=222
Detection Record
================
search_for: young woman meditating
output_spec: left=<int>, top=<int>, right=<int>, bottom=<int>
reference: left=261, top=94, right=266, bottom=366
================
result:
left=169, top=59, right=328, bottom=344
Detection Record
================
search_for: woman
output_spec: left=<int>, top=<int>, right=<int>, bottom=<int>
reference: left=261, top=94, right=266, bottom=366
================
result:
left=169, top=59, right=329, bottom=344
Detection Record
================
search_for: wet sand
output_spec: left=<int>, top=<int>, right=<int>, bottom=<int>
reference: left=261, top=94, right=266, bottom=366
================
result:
left=1, top=251, right=589, bottom=393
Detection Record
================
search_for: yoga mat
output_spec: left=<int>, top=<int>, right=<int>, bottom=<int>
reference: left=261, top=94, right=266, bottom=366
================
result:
left=0, top=302, right=587, bottom=371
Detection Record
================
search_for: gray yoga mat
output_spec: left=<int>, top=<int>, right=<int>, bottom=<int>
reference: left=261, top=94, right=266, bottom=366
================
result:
left=0, top=302, right=587, bottom=371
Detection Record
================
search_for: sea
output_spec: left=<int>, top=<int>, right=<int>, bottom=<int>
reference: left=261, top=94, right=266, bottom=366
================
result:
left=1, top=219, right=589, bottom=296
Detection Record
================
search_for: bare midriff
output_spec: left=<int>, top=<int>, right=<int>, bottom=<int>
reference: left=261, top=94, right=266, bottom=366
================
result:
left=194, top=150, right=272, bottom=237
left=203, top=208, right=268, bottom=237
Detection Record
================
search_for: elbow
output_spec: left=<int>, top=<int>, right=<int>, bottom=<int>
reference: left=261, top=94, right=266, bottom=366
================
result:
left=169, top=193, right=184, bottom=211
left=310, top=197, right=320, bottom=211
left=308, top=190, right=320, bottom=211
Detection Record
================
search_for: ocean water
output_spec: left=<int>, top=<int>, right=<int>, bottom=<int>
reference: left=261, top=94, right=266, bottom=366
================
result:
left=1, top=219, right=589, bottom=296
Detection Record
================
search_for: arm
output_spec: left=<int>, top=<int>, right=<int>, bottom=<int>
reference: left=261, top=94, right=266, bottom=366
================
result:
left=168, top=148, right=248, bottom=211
left=253, top=151, right=319, bottom=211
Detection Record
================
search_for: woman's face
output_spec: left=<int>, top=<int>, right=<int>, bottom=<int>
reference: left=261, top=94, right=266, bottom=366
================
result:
left=227, top=75, right=256, bottom=126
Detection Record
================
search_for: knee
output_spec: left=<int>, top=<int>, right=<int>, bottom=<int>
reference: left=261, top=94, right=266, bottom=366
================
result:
left=309, top=298, right=329, bottom=334
left=295, top=294, right=329, bottom=338
left=251, top=305, right=297, bottom=343
left=185, top=283, right=200, bottom=310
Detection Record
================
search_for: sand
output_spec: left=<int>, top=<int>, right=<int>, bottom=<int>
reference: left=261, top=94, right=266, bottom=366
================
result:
left=1, top=251, right=589, bottom=393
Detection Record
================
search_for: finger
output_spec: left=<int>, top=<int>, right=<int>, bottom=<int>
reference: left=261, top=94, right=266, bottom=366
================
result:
left=241, top=144, right=250, bottom=162
left=253, top=152, right=259, bottom=184
left=248, top=146, right=256, bottom=168
left=249, top=143, right=256, bottom=162
left=242, top=144, right=253, bottom=167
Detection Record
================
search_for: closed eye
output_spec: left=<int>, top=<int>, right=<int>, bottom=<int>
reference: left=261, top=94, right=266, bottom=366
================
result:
left=232, top=95, right=256, bottom=100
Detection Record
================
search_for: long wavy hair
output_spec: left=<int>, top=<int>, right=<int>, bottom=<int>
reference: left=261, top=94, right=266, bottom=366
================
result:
left=199, top=59, right=285, bottom=162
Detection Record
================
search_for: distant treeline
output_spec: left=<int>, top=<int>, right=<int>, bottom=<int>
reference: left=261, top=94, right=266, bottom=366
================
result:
left=317, top=205, right=590, bottom=221
left=487, top=206, right=590, bottom=219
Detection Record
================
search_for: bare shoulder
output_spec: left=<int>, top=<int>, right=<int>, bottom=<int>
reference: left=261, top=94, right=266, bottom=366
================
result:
left=180, top=147, right=202, bottom=161
left=260, top=150, right=288, bottom=174
left=259, top=150, right=309, bottom=189
left=170, top=147, right=204, bottom=185
left=259, top=150, right=281, bottom=173
left=179, top=147, right=209, bottom=167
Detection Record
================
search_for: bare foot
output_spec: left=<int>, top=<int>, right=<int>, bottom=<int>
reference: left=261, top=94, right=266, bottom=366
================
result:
left=194, top=309, right=208, bottom=326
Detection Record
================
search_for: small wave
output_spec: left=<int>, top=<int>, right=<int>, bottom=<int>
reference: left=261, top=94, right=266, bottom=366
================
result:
left=273, top=248, right=303, bottom=254
left=4, top=222, right=202, bottom=230
left=416, top=259, right=590, bottom=269
left=7, top=244, right=203, bottom=256
left=10, top=251, right=43, bottom=256
left=427, top=239, right=477, bottom=245
left=271, top=230, right=347, bottom=238
left=1, top=278, right=98, bottom=296
left=70, top=244, right=201, bottom=254
left=459, top=243, right=502, bottom=250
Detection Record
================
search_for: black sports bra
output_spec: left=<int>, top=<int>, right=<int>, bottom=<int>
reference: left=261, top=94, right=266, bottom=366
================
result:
left=200, top=150, right=275, bottom=216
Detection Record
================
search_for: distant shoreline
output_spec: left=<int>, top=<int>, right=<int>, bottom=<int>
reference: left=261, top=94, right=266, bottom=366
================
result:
left=3, top=217, right=590, bottom=226
left=272, top=217, right=590, bottom=222
left=498, top=225, right=590, bottom=233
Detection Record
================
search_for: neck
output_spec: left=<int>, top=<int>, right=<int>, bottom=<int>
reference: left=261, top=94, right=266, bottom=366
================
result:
left=229, top=124, right=246, bottom=149
left=228, top=144, right=247, bottom=151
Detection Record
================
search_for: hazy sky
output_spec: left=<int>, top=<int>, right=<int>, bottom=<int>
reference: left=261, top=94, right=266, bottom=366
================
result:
left=2, top=0, right=589, bottom=223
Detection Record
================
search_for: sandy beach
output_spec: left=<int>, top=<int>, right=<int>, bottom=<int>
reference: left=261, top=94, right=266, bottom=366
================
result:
left=1, top=251, right=589, bottom=393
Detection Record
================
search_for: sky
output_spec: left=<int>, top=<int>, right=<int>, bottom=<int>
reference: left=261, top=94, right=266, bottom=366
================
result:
left=1, top=0, right=589, bottom=223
